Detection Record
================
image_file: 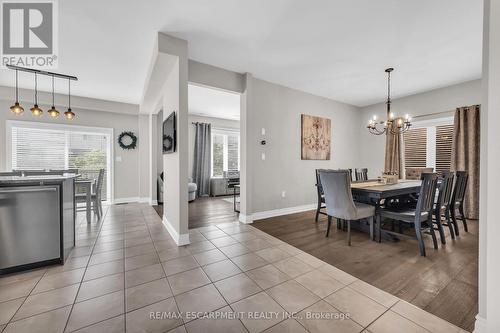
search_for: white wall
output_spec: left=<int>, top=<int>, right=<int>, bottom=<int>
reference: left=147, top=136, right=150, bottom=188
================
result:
left=188, top=114, right=240, bottom=179
left=247, top=77, right=362, bottom=214
left=358, top=79, right=482, bottom=178
left=0, top=94, right=141, bottom=201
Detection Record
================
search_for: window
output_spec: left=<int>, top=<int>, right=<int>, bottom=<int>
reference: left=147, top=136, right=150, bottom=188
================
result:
left=211, top=129, right=239, bottom=177
left=7, top=121, right=112, bottom=201
left=403, top=118, right=454, bottom=175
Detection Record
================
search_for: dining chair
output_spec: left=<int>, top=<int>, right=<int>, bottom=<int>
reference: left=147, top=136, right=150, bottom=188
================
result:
left=314, top=169, right=328, bottom=222
left=379, top=173, right=439, bottom=256
left=449, top=171, right=469, bottom=235
left=76, top=169, right=105, bottom=220
left=319, top=170, right=375, bottom=245
left=355, top=168, right=368, bottom=181
left=433, top=171, right=455, bottom=243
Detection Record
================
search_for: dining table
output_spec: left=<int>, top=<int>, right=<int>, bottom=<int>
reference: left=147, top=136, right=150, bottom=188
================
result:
left=75, top=178, right=94, bottom=223
left=350, top=180, right=422, bottom=240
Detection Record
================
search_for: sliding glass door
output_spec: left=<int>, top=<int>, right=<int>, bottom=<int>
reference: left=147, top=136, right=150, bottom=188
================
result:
left=7, top=121, right=113, bottom=201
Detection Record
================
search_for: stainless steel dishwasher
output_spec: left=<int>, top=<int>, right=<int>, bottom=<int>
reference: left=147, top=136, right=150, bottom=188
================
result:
left=0, top=185, right=61, bottom=271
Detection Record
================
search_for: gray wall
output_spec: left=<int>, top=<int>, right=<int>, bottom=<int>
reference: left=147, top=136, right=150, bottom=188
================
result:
left=188, top=114, right=240, bottom=179
left=358, top=79, right=482, bottom=178
left=248, top=78, right=362, bottom=213
left=0, top=97, right=141, bottom=201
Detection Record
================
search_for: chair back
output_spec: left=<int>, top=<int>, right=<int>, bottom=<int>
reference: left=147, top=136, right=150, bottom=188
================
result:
left=406, top=167, right=434, bottom=180
left=416, top=173, right=439, bottom=217
left=452, top=171, right=468, bottom=204
left=435, top=171, right=454, bottom=214
left=95, top=169, right=105, bottom=200
left=355, top=168, right=368, bottom=181
left=319, top=170, right=357, bottom=220
left=50, top=169, right=79, bottom=175
left=348, top=169, right=353, bottom=182
left=0, top=171, right=21, bottom=176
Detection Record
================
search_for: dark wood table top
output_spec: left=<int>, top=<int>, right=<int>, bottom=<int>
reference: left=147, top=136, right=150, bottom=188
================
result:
left=351, top=180, right=421, bottom=200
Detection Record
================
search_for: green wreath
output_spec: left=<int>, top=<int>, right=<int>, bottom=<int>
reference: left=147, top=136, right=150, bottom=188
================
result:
left=118, top=131, right=137, bottom=150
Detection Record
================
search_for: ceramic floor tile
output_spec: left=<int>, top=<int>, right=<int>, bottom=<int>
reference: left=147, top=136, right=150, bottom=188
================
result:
left=83, top=260, right=124, bottom=281
left=126, top=278, right=172, bottom=312
left=231, top=232, right=259, bottom=242
left=348, top=279, right=398, bottom=308
left=294, top=253, right=325, bottom=269
left=392, top=300, right=464, bottom=333
left=0, top=297, right=25, bottom=325
left=193, top=249, right=227, bottom=266
left=324, top=287, right=388, bottom=327
left=71, top=315, right=124, bottom=333
left=89, top=250, right=124, bottom=266
left=273, top=257, right=314, bottom=278
left=230, top=292, right=286, bottom=333
left=175, top=284, right=227, bottom=317
left=295, top=269, right=345, bottom=298
left=66, top=291, right=124, bottom=332
left=154, top=240, right=180, bottom=252
left=263, top=319, right=309, bottom=333
left=125, top=263, right=165, bottom=288
left=218, top=243, right=251, bottom=258
left=126, top=297, right=182, bottom=333
left=209, top=236, right=238, bottom=248
left=241, top=238, right=274, bottom=251
left=317, top=265, right=358, bottom=286
left=13, top=284, right=79, bottom=321
left=0, top=269, right=46, bottom=287
left=157, top=247, right=191, bottom=262
left=32, top=268, right=86, bottom=294
left=162, top=256, right=199, bottom=276
left=3, top=306, right=71, bottom=333
left=184, top=306, right=246, bottom=333
left=202, top=259, right=242, bottom=282
left=214, top=273, right=262, bottom=304
left=125, top=252, right=159, bottom=271
left=167, top=267, right=211, bottom=295
left=185, top=241, right=216, bottom=254
left=76, top=273, right=124, bottom=302
left=45, top=256, right=89, bottom=275
left=92, top=240, right=124, bottom=254
left=267, top=280, right=321, bottom=313
left=231, top=253, right=269, bottom=271
left=202, top=230, right=228, bottom=240
left=297, top=300, right=363, bottom=333
left=124, top=236, right=153, bottom=248
left=367, top=310, right=428, bottom=333
left=0, top=277, right=40, bottom=302
left=246, top=264, right=291, bottom=289
left=255, top=247, right=291, bottom=263
left=124, top=243, right=156, bottom=258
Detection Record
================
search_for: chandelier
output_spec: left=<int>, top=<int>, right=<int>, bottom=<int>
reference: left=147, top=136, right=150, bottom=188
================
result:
left=367, top=68, right=411, bottom=135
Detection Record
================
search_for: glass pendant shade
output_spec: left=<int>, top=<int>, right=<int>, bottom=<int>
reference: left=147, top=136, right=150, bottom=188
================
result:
left=48, top=106, right=60, bottom=117
left=10, top=70, right=24, bottom=114
left=30, top=104, right=43, bottom=116
left=64, top=108, right=75, bottom=120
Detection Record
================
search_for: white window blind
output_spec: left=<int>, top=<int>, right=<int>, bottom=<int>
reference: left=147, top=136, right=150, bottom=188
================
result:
left=436, top=124, right=454, bottom=175
left=211, top=129, right=239, bottom=177
left=403, top=127, right=427, bottom=168
left=10, top=123, right=111, bottom=200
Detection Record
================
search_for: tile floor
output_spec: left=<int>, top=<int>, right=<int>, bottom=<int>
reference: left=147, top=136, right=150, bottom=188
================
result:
left=0, top=203, right=468, bottom=333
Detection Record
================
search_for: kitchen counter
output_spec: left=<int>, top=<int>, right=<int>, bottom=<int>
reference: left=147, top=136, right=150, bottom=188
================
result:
left=0, top=175, right=77, bottom=275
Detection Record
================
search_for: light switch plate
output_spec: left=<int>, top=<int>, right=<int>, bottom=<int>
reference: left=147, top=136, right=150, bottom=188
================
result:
left=261, top=152, right=266, bottom=160
left=261, top=128, right=266, bottom=135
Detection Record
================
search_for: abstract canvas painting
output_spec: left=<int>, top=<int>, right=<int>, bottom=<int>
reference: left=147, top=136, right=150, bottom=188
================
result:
left=301, top=114, right=331, bottom=160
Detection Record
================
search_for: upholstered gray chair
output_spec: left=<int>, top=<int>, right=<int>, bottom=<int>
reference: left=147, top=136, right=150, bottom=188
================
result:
left=319, top=170, right=376, bottom=245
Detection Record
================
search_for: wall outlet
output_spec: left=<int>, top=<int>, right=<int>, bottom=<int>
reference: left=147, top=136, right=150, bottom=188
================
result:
left=261, top=128, right=266, bottom=135
left=281, top=191, right=286, bottom=198
left=261, top=152, right=266, bottom=160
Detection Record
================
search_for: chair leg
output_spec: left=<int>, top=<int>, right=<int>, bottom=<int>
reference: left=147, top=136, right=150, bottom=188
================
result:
left=347, top=220, right=351, bottom=246
left=377, top=215, right=382, bottom=243
left=450, top=207, right=460, bottom=236
left=315, top=203, right=320, bottom=222
left=445, top=210, right=455, bottom=239
left=326, top=216, right=332, bottom=237
left=369, top=216, right=374, bottom=241
left=434, top=214, right=446, bottom=245
left=429, top=222, right=438, bottom=249
left=459, top=204, right=468, bottom=232
left=415, top=228, right=426, bottom=256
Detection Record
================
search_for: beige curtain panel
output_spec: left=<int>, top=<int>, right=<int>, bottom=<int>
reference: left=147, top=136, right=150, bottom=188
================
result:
left=451, top=105, right=480, bottom=219
left=384, top=120, right=405, bottom=179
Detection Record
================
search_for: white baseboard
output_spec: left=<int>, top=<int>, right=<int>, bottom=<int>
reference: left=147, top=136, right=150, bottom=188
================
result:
left=150, top=199, right=158, bottom=206
left=238, top=213, right=253, bottom=224
left=162, top=215, right=190, bottom=246
left=138, top=197, right=150, bottom=203
left=251, top=203, right=316, bottom=221
left=474, top=315, right=487, bottom=333
left=113, top=197, right=140, bottom=204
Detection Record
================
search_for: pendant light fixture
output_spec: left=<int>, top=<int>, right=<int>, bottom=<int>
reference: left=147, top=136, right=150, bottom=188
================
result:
left=64, top=79, right=75, bottom=120
left=10, top=69, right=24, bottom=115
left=30, top=73, right=43, bottom=116
left=47, top=75, right=60, bottom=118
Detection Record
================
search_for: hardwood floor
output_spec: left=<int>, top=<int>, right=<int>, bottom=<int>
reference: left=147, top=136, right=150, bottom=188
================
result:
left=153, top=196, right=238, bottom=229
left=252, top=211, right=478, bottom=332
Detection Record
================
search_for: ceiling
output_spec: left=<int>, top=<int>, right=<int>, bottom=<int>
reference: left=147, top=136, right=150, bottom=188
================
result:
left=0, top=0, right=483, bottom=107
left=188, top=84, right=240, bottom=120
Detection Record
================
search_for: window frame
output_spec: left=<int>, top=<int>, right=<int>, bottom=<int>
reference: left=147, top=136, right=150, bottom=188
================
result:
left=210, top=128, right=240, bottom=178
left=6, top=120, right=114, bottom=203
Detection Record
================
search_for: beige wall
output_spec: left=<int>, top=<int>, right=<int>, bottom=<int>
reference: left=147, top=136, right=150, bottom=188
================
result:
left=0, top=96, right=141, bottom=201
left=188, top=114, right=240, bottom=179
left=358, top=79, right=482, bottom=178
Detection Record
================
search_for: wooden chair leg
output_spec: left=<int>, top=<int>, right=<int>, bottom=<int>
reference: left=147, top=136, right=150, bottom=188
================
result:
left=450, top=208, right=460, bottom=236
left=315, top=202, right=320, bottom=222
left=416, top=228, right=426, bottom=256
left=369, top=216, right=374, bottom=241
left=445, top=210, right=455, bottom=239
left=377, top=215, right=382, bottom=243
left=326, top=216, right=332, bottom=237
left=347, top=220, right=351, bottom=246
left=434, top=214, right=446, bottom=245
left=429, top=222, right=438, bottom=249
left=459, top=204, right=468, bottom=232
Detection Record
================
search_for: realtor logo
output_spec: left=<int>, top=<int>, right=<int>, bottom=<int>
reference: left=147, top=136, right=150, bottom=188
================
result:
left=1, top=0, right=58, bottom=68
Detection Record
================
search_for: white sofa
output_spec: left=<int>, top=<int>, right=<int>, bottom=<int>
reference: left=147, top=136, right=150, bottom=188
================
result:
left=157, top=174, right=197, bottom=203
